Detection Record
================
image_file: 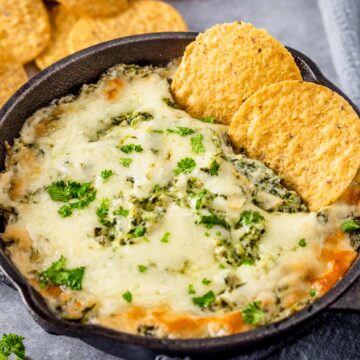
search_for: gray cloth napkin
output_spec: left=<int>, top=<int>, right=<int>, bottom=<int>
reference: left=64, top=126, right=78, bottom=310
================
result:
left=318, top=0, right=360, bottom=107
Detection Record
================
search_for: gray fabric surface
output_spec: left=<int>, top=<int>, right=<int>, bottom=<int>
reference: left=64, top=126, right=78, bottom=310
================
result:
left=1, top=0, right=359, bottom=359
left=318, top=0, right=360, bottom=107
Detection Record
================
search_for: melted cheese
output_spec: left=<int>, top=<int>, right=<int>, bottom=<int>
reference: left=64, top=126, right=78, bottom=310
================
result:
left=0, top=64, right=358, bottom=338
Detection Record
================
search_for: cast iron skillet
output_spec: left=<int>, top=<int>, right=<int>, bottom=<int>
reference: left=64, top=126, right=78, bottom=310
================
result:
left=1, top=32, right=360, bottom=359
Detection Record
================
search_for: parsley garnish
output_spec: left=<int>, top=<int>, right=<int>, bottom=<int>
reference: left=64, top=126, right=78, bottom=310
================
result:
left=239, top=258, right=255, bottom=266
left=199, top=116, right=215, bottom=123
left=191, top=134, right=205, bottom=154
left=310, top=289, right=316, bottom=297
left=161, top=232, right=171, bottom=243
left=39, top=255, right=85, bottom=290
left=198, top=213, right=229, bottom=230
left=188, top=284, right=196, bottom=294
left=119, top=157, right=133, bottom=167
left=192, top=291, right=215, bottom=308
left=132, top=226, right=146, bottom=238
left=298, top=238, right=307, bottom=247
left=242, top=301, right=264, bottom=325
left=209, top=160, right=220, bottom=176
left=0, top=333, right=25, bottom=360
left=167, top=126, right=195, bottom=137
left=47, top=180, right=96, bottom=217
left=113, top=207, right=129, bottom=217
left=202, top=278, right=211, bottom=286
left=237, top=210, right=264, bottom=226
left=174, top=157, right=196, bottom=175
left=122, top=291, right=133, bottom=303
left=341, top=218, right=360, bottom=232
left=119, top=143, right=143, bottom=154
left=100, top=169, right=113, bottom=181
left=138, top=265, right=148, bottom=273
left=96, top=198, right=112, bottom=227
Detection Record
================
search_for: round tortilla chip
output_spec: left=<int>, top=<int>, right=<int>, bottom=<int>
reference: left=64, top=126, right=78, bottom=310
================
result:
left=68, top=0, right=188, bottom=53
left=58, top=0, right=128, bottom=17
left=0, top=0, right=50, bottom=64
left=0, top=63, right=27, bottom=107
left=234, top=80, right=360, bottom=211
left=171, top=22, right=301, bottom=125
left=35, top=6, right=79, bottom=70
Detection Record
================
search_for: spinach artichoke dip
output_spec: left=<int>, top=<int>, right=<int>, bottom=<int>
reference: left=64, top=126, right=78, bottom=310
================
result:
left=1, top=63, right=359, bottom=339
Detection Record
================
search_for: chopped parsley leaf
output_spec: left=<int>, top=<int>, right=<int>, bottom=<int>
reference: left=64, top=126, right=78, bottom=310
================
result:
left=237, top=210, right=264, bottom=226
left=191, top=134, right=205, bottom=154
left=341, top=218, right=360, bottom=232
left=167, top=126, right=195, bottom=137
left=188, top=284, right=196, bottom=294
left=174, top=157, right=196, bottom=175
left=202, top=278, right=211, bottom=286
left=96, top=198, right=112, bottom=227
left=219, top=263, right=226, bottom=269
left=47, top=180, right=96, bottom=217
left=239, top=258, right=255, bottom=266
left=119, top=143, right=143, bottom=154
left=298, top=238, right=307, bottom=247
left=113, top=207, right=129, bottom=217
left=119, top=157, right=133, bottom=167
left=138, top=265, right=148, bottom=273
left=310, top=289, right=316, bottom=297
left=122, top=291, right=133, bottom=303
left=209, top=160, right=220, bottom=176
left=199, top=116, right=215, bottom=123
left=161, top=232, right=171, bottom=243
left=132, top=226, right=146, bottom=238
left=39, top=255, right=85, bottom=290
left=100, top=169, right=113, bottom=181
left=192, top=291, right=215, bottom=308
left=0, top=333, right=26, bottom=360
left=198, top=213, right=229, bottom=230
left=242, top=301, right=264, bottom=325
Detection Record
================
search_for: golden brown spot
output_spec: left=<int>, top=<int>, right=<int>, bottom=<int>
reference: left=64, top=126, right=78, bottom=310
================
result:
left=103, top=78, right=125, bottom=102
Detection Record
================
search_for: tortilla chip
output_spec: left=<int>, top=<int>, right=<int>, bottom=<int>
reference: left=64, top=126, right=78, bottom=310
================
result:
left=68, top=0, right=188, bottom=53
left=233, top=80, right=360, bottom=211
left=0, top=63, right=28, bottom=107
left=171, top=22, right=301, bottom=125
left=0, top=0, right=50, bottom=64
left=35, top=6, right=79, bottom=70
left=58, top=0, right=128, bottom=17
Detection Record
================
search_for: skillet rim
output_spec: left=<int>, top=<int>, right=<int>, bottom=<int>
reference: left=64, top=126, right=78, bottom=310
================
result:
left=0, top=32, right=360, bottom=354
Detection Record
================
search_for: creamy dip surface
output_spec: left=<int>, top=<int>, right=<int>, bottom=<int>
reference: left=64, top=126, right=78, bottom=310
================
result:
left=0, top=63, right=358, bottom=338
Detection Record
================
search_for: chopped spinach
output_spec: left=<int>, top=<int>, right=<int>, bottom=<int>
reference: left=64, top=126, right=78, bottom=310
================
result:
left=167, top=126, right=195, bottom=137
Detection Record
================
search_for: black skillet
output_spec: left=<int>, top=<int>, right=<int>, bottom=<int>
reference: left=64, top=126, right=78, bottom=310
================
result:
left=1, top=32, right=360, bottom=360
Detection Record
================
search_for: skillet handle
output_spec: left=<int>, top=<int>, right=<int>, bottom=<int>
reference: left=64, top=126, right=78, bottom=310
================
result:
left=328, top=277, right=360, bottom=312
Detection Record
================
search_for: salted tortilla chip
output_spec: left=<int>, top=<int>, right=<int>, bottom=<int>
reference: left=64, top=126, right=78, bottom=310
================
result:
left=58, top=0, right=128, bottom=17
left=0, top=0, right=50, bottom=64
left=0, top=63, right=27, bottom=107
left=232, top=80, right=360, bottom=211
left=68, top=0, right=188, bottom=53
left=35, top=6, right=79, bottom=70
left=171, top=22, right=301, bottom=125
